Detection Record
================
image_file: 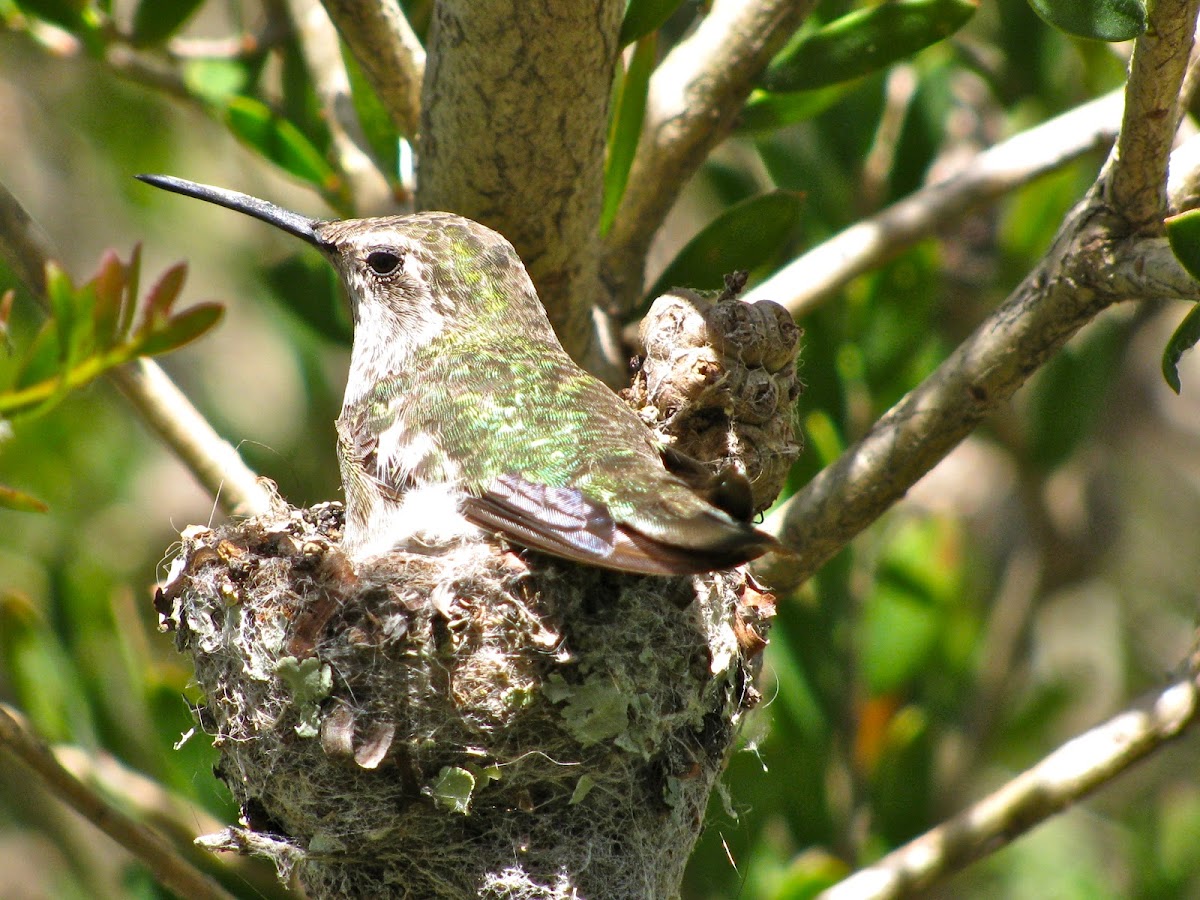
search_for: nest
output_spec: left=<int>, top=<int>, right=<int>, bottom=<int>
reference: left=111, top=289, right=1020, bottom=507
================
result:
left=157, top=501, right=773, bottom=898
left=627, top=277, right=803, bottom=514
left=155, top=285, right=799, bottom=899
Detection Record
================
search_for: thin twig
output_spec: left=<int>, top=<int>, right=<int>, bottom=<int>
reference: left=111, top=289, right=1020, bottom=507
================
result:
left=0, top=705, right=238, bottom=900
left=820, top=665, right=1200, bottom=899
left=102, top=44, right=197, bottom=106
left=601, top=0, right=814, bottom=314
left=107, top=361, right=273, bottom=516
left=286, top=0, right=393, bottom=212
left=51, top=744, right=291, bottom=896
left=745, top=90, right=1124, bottom=316
left=318, top=0, right=425, bottom=141
left=1108, top=0, right=1200, bottom=229
left=0, top=179, right=272, bottom=517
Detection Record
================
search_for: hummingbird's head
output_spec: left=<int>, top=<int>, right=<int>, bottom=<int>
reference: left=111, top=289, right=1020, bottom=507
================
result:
left=135, top=174, right=554, bottom=361
left=313, top=212, right=535, bottom=334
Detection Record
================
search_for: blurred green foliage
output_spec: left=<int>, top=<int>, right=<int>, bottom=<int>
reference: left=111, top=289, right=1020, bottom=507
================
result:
left=2, top=0, right=1199, bottom=898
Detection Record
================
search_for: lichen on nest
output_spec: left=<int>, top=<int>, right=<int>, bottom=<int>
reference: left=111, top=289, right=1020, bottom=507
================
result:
left=157, top=493, right=774, bottom=899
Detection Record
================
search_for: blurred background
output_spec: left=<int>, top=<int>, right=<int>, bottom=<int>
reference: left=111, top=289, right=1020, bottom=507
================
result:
left=2, top=0, right=1200, bottom=897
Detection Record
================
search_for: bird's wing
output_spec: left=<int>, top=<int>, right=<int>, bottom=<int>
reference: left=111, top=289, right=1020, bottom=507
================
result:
left=462, top=473, right=776, bottom=576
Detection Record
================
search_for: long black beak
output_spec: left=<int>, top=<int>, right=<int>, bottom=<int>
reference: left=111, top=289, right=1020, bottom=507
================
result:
left=135, top=174, right=321, bottom=247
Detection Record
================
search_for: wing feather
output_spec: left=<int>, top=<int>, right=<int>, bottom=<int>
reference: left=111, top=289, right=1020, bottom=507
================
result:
left=463, top=473, right=777, bottom=576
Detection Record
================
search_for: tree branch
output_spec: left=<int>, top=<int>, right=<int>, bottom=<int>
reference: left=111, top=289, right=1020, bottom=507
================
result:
left=51, top=744, right=286, bottom=896
left=601, top=0, right=814, bottom=314
left=760, top=186, right=1200, bottom=590
left=745, top=90, right=1125, bottom=317
left=286, top=0, right=393, bottom=211
left=416, top=0, right=624, bottom=367
left=819, top=660, right=1200, bottom=899
left=1108, top=0, right=1199, bottom=228
left=106, top=362, right=274, bottom=516
left=318, top=0, right=424, bottom=141
left=0, top=180, right=272, bottom=517
left=759, top=0, right=1200, bottom=590
left=0, top=705, right=237, bottom=900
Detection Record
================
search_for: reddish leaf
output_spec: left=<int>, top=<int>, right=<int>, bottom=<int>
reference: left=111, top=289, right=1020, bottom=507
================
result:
left=136, top=262, right=188, bottom=334
left=118, top=244, right=143, bottom=336
left=0, top=484, right=49, bottom=513
left=136, top=303, right=223, bottom=356
left=0, top=289, right=14, bottom=349
left=90, top=248, right=128, bottom=350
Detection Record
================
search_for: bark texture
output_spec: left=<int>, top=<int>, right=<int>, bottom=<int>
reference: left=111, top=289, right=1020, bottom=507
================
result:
left=417, top=1, right=623, bottom=365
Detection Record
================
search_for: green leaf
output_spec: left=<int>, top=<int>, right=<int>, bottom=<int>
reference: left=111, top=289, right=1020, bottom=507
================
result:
left=135, top=303, right=223, bottom=357
left=65, top=284, right=98, bottom=368
left=0, top=594, right=97, bottom=745
left=868, top=705, right=933, bottom=844
left=544, top=674, right=632, bottom=745
left=184, top=58, right=252, bottom=106
left=429, top=766, right=476, bottom=814
left=266, top=254, right=352, bottom=345
left=1029, top=318, right=1127, bottom=470
left=41, top=264, right=94, bottom=415
left=761, top=0, right=978, bottom=93
left=0, top=251, right=218, bottom=420
left=44, top=263, right=74, bottom=364
left=13, top=320, right=61, bottom=391
left=860, top=517, right=963, bottom=695
left=643, top=190, right=803, bottom=304
left=738, top=85, right=847, bottom=133
left=280, top=37, right=329, bottom=156
left=771, top=849, right=848, bottom=900
left=619, top=0, right=683, bottom=46
left=225, top=96, right=338, bottom=193
left=0, top=484, right=49, bottom=513
left=863, top=580, right=941, bottom=697
left=12, top=0, right=87, bottom=32
left=342, top=42, right=403, bottom=171
left=763, top=621, right=831, bottom=743
left=601, top=34, right=656, bottom=236
left=803, top=410, right=845, bottom=468
left=569, top=774, right=597, bottom=805
left=1167, top=208, right=1200, bottom=281
left=130, top=0, right=203, bottom=46
left=1026, top=0, right=1145, bottom=41
left=1162, top=210, right=1200, bottom=393
left=1162, top=303, right=1200, bottom=394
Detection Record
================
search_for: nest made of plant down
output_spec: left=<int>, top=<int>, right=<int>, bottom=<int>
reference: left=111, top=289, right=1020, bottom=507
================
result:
left=153, top=286, right=798, bottom=899
left=156, top=493, right=775, bottom=899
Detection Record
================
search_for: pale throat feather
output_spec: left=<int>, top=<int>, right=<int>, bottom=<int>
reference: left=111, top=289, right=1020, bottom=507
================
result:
left=341, top=264, right=446, bottom=409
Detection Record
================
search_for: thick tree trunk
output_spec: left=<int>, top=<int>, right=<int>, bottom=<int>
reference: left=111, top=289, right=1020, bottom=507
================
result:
left=416, top=0, right=623, bottom=367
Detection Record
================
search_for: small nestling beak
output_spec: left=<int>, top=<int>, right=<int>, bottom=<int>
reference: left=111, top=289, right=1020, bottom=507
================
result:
left=135, top=174, right=322, bottom=247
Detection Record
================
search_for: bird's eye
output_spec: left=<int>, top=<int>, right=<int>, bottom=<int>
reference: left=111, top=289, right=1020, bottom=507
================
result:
left=366, top=250, right=402, bottom=275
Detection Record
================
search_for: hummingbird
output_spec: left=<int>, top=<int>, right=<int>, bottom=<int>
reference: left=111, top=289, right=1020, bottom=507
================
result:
left=137, top=175, right=781, bottom=575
